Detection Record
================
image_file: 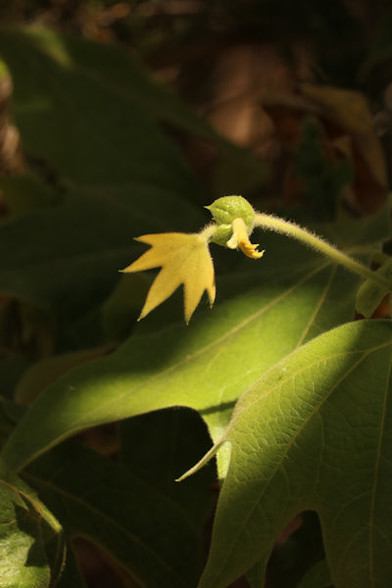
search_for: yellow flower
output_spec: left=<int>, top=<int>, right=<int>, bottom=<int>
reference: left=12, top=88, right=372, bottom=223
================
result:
left=226, top=218, right=264, bottom=259
left=206, top=196, right=264, bottom=259
left=121, top=197, right=264, bottom=323
left=121, top=232, right=216, bottom=323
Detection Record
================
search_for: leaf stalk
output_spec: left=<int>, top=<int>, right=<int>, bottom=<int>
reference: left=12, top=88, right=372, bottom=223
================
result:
left=253, top=212, right=390, bottom=288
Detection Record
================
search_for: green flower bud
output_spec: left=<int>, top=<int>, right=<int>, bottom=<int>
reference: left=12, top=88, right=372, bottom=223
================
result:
left=206, top=196, right=256, bottom=247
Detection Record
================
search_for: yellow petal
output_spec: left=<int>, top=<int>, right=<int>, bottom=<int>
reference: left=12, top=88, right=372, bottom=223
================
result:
left=121, top=232, right=215, bottom=322
left=138, top=265, right=183, bottom=320
left=121, top=234, right=190, bottom=272
left=183, top=242, right=215, bottom=323
left=229, top=218, right=264, bottom=259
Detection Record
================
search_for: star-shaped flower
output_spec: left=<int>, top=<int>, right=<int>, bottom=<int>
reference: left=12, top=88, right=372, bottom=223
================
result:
left=121, top=232, right=215, bottom=323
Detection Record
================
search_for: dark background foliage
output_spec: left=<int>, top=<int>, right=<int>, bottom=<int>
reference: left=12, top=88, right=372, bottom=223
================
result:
left=1, top=1, right=392, bottom=587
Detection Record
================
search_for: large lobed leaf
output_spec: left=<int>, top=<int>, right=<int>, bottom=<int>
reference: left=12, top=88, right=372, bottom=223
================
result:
left=0, top=224, right=363, bottom=474
left=197, top=320, right=392, bottom=588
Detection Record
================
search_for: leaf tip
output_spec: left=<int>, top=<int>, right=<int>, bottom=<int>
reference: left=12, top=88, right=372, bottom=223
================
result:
left=176, top=441, right=224, bottom=482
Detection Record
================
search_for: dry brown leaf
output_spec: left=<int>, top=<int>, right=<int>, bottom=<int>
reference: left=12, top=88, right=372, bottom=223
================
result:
left=300, top=83, right=388, bottom=213
left=262, top=83, right=388, bottom=213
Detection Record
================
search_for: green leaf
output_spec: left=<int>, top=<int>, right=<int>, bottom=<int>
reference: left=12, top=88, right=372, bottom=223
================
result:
left=0, top=27, right=198, bottom=194
left=14, top=345, right=112, bottom=406
left=0, top=26, right=268, bottom=199
left=0, top=357, right=31, bottom=402
left=0, top=225, right=361, bottom=474
left=196, top=320, right=392, bottom=588
left=0, top=23, right=220, bottom=146
left=24, top=441, right=207, bottom=588
left=294, top=117, right=352, bottom=222
left=0, top=396, right=25, bottom=448
left=0, top=469, right=65, bottom=588
left=0, top=174, right=59, bottom=217
left=120, top=407, right=216, bottom=530
left=100, top=272, right=152, bottom=341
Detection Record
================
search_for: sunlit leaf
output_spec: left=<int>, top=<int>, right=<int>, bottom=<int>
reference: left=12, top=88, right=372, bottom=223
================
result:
left=0, top=225, right=364, bottom=474
left=196, top=320, right=392, bottom=588
left=14, top=346, right=112, bottom=406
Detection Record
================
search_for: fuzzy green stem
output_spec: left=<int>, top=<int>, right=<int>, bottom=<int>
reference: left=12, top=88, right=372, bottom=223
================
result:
left=199, top=223, right=219, bottom=241
left=254, top=212, right=390, bottom=287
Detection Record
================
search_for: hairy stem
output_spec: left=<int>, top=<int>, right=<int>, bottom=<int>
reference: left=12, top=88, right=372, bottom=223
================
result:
left=200, top=223, right=220, bottom=241
left=254, top=213, right=389, bottom=287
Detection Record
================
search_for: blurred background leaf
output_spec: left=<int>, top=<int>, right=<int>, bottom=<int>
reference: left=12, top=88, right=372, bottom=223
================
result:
left=0, top=470, right=64, bottom=588
left=24, top=437, right=214, bottom=588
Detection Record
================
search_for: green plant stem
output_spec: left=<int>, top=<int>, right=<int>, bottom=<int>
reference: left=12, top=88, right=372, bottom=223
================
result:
left=254, top=213, right=390, bottom=287
left=200, top=224, right=219, bottom=241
